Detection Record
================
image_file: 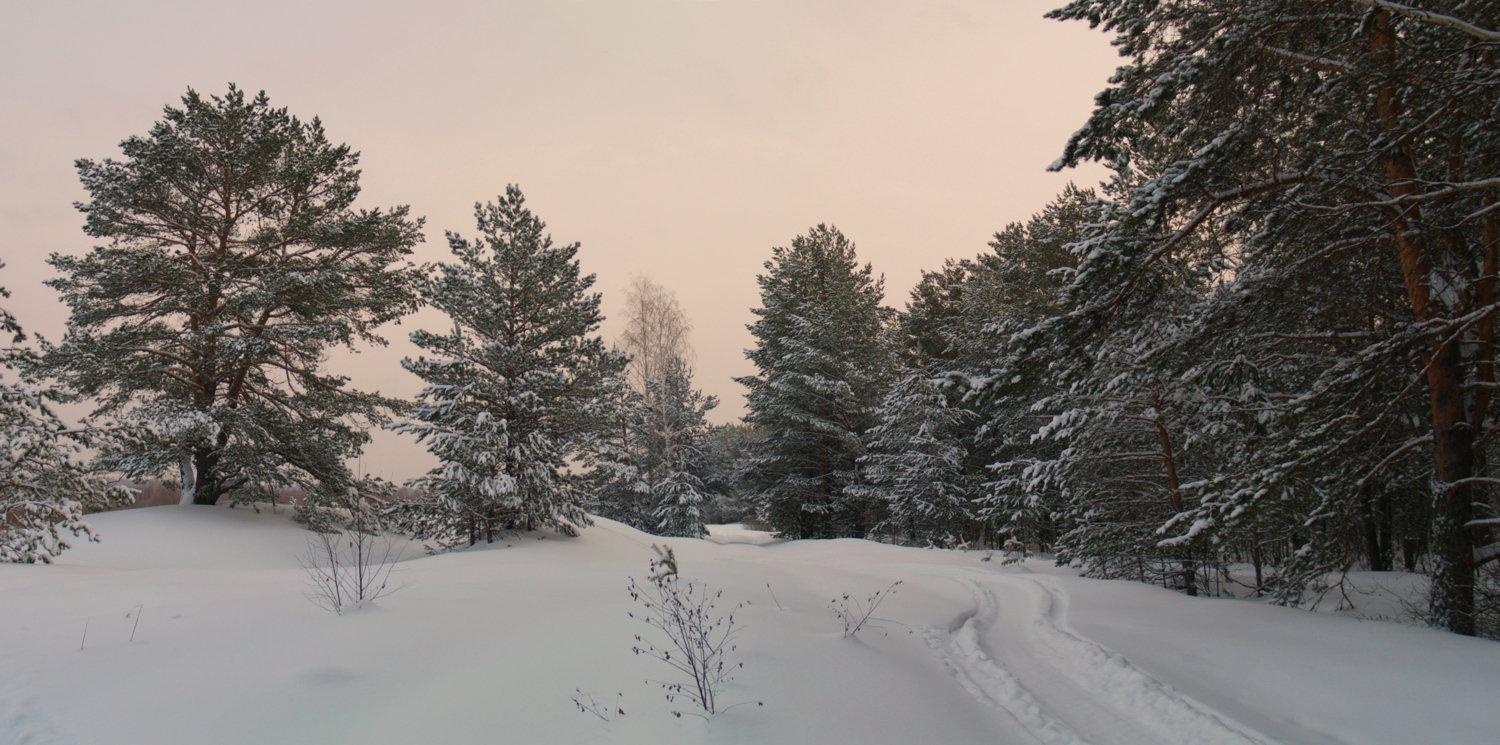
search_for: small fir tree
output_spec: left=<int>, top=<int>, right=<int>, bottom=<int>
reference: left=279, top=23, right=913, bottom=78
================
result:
left=591, top=359, right=718, bottom=538
left=644, top=360, right=718, bottom=538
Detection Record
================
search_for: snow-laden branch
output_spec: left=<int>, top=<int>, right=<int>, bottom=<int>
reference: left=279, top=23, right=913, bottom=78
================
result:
left=1253, top=45, right=1352, bottom=73
left=1441, top=476, right=1500, bottom=493
left=1369, top=178, right=1500, bottom=208
left=1098, top=172, right=1316, bottom=319
left=1345, top=0, right=1500, bottom=42
left=1354, top=435, right=1433, bottom=496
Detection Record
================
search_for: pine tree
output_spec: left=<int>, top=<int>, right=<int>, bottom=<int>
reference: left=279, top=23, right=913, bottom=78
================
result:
left=587, top=377, right=655, bottom=530
left=42, top=85, right=422, bottom=508
left=394, top=186, right=624, bottom=546
left=1, top=273, right=128, bottom=563
left=738, top=225, right=895, bottom=539
left=901, top=261, right=968, bottom=369
left=909, top=185, right=1093, bottom=552
left=853, top=372, right=974, bottom=546
left=591, top=278, right=721, bottom=536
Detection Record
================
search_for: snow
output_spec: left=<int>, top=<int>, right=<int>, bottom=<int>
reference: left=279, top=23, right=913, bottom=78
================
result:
left=3, top=507, right=1499, bottom=745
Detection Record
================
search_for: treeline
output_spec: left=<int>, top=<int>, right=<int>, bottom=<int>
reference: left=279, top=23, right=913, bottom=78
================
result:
left=734, top=0, right=1498, bottom=641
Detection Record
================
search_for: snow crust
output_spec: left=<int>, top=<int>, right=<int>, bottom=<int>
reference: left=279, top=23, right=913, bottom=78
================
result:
left=2, top=506, right=1498, bottom=744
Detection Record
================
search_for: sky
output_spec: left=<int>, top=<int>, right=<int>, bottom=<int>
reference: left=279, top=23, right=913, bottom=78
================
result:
left=0, top=0, right=1118, bottom=482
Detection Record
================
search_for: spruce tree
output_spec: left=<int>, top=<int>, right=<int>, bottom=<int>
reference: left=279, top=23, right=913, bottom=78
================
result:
left=591, top=359, right=718, bottom=538
left=395, top=186, right=624, bottom=546
left=738, top=225, right=894, bottom=539
left=591, top=278, right=720, bottom=536
left=42, top=85, right=422, bottom=508
left=641, top=359, right=718, bottom=537
left=853, top=372, right=974, bottom=546
left=697, top=423, right=763, bottom=524
left=587, top=377, right=654, bottom=530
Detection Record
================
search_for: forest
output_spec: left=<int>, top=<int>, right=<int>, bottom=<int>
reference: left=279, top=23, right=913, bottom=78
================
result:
left=3, top=0, right=1499, bottom=645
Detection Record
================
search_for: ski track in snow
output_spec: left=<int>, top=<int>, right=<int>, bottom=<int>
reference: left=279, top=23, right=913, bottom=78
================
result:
left=924, top=574, right=1274, bottom=745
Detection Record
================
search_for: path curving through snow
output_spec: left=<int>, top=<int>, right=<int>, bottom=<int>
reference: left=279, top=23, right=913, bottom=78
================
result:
left=924, top=574, right=1276, bottom=745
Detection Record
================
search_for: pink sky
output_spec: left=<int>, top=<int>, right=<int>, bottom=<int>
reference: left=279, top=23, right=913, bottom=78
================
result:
left=1, top=0, right=1116, bottom=481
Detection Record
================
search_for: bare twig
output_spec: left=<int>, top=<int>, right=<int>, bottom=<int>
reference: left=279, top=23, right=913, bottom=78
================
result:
left=627, top=560, right=759, bottom=716
left=766, top=583, right=785, bottom=612
left=298, top=524, right=405, bottom=615
left=571, top=689, right=625, bottom=722
left=830, top=581, right=910, bottom=638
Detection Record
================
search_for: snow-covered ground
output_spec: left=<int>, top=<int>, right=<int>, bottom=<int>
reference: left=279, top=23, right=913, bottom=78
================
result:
left=2, top=507, right=1497, bottom=745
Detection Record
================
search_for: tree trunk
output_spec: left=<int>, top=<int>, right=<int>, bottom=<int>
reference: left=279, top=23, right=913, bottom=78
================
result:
left=178, top=453, right=197, bottom=506
left=1252, top=531, right=1264, bottom=596
left=1152, top=401, right=1195, bottom=595
left=192, top=447, right=223, bottom=506
left=1428, top=345, right=1478, bottom=635
left=1372, top=10, right=1480, bottom=635
left=1403, top=537, right=1422, bottom=573
left=1361, top=489, right=1390, bottom=572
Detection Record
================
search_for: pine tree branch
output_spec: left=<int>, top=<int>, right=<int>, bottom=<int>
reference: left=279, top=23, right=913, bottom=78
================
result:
left=1344, top=0, right=1500, bottom=42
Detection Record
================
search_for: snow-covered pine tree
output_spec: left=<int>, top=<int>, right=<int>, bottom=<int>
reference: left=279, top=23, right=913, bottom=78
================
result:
left=643, top=358, right=718, bottom=538
left=1041, top=0, right=1500, bottom=634
left=853, top=372, right=975, bottom=547
left=915, top=185, right=1092, bottom=552
left=42, top=85, right=422, bottom=509
left=586, top=375, right=655, bottom=530
left=394, top=186, right=624, bottom=546
left=1021, top=314, right=1232, bottom=595
left=697, top=423, right=762, bottom=524
left=589, top=358, right=719, bottom=538
left=737, top=225, right=895, bottom=539
left=1, top=275, right=128, bottom=563
left=901, top=260, right=968, bottom=370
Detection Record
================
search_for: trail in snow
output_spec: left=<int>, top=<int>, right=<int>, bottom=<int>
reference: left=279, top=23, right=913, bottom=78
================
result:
left=923, top=611, right=1084, bottom=745
left=924, top=574, right=1275, bottom=745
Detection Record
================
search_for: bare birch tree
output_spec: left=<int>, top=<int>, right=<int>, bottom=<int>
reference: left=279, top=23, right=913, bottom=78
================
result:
left=618, top=276, right=694, bottom=405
